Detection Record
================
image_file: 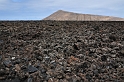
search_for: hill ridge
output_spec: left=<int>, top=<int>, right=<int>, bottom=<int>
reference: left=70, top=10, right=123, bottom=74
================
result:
left=43, top=10, right=124, bottom=21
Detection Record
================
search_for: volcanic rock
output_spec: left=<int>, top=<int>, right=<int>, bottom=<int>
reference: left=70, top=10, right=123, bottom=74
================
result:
left=28, top=65, right=38, bottom=73
left=0, top=21, right=124, bottom=82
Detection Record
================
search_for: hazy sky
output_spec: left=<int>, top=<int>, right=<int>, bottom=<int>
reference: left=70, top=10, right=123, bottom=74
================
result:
left=0, top=0, right=124, bottom=20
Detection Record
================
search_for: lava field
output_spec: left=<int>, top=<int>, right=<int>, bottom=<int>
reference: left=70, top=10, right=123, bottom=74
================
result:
left=0, top=21, right=124, bottom=82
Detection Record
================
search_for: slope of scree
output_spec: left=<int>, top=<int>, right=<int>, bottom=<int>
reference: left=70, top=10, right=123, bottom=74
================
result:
left=43, top=10, right=124, bottom=21
left=0, top=21, right=124, bottom=82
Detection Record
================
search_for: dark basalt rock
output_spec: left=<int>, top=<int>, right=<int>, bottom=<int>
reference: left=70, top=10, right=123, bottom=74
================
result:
left=0, top=69, right=6, bottom=76
left=109, top=35, right=116, bottom=41
left=120, top=49, right=124, bottom=56
left=73, top=44, right=79, bottom=50
left=86, top=73, right=92, bottom=81
left=101, top=55, right=107, bottom=61
left=40, top=68, right=47, bottom=73
left=3, top=60, right=12, bottom=67
left=28, top=65, right=38, bottom=73
left=93, top=69, right=99, bottom=77
left=0, top=21, right=124, bottom=82
left=78, top=62, right=90, bottom=69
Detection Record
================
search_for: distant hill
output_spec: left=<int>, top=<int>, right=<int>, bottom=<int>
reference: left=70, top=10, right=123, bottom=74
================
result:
left=43, top=10, right=124, bottom=21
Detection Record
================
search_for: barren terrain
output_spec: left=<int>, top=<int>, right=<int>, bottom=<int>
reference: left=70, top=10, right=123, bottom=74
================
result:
left=0, top=21, right=124, bottom=82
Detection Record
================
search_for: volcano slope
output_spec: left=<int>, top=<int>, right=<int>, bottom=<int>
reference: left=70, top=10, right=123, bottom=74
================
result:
left=0, top=21, right=124, bottom=82
left=43, top=10, right=124, bottom=21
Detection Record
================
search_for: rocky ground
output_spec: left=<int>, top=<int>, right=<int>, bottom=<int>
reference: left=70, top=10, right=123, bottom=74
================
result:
left=0, top=21, right=124, bottom=82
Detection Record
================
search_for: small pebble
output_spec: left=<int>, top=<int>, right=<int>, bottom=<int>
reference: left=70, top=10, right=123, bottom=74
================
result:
left=3, top=60, right=12, bottom=67
left=28, top=65, right=38, bottom=73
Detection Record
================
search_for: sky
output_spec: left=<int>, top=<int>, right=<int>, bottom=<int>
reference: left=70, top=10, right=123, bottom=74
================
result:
left=0, top=0, right=124, bottom=20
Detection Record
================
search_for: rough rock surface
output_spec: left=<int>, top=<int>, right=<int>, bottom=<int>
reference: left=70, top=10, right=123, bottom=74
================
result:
left=0, top=21, right=124, bottom=82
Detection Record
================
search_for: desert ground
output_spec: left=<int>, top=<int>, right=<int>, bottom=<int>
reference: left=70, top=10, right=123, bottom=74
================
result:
left=0, top=21, right=124, bottom=82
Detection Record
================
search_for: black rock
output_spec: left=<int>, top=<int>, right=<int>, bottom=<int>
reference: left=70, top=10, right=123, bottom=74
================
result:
left=13, top=59, right=21, bottom=64
left=36, top=56, right=42, bottom=61
left=28, top=65, right=38, bottom=73
left=40, top=68, right=47, bottom=73
left=79, top=62, right=89, bottom=69
left=120, top=76, right=124, bottom=80
left=43, top=50, right=48, bottom=54
left=93, top=69, right=99, bottom=76
left=120, top=49, right=124, bottom=56
left=77, top=39, right=82, bottom=42
left=109, top=61, right=119, bottom=69
left=109, top=35, right=116, bottom=41
left=3, top=60, right=12, bottom=67
left=100, top=69, right=106, bottom=73
left=0, top=69, right=6, bottom=76
left=101, top=55, right=107, bottom=61
left=42, top=73, right=47, bottom=79
left=73, top=44, right=79, bottom=50
left=21, top=65, right=27, bottom=70
left=88, top=53, right=94, bottom=57
left=86, top=74, right=92, bottom=81
left=56, top=73, right=64, bottom=79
